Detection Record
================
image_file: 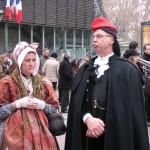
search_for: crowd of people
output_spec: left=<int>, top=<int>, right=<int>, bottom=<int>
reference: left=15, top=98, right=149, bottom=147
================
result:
left=0, top=16, right=150, bottom=150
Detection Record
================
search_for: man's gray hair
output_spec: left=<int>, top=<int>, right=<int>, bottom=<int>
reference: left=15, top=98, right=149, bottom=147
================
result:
left=64, top=52, right=71, bottom=59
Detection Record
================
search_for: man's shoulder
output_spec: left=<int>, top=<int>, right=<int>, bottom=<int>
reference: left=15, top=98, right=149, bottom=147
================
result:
left=46, top=59, right=59, bottom=64
left=110, top=57, right=140, bottom=73
left=112, top=57, right=134, bottom=66
left=39, top=56, right=44, bottom=60
left=60, top=59, right=70, bottom=65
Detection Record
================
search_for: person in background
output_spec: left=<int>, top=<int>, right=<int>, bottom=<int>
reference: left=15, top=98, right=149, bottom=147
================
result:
left=79, top=54, right=92, bottom=68
left=79, top=58, right=88, bottom=68
left=142, top=43, right=150, bottom=61
left=139, top=43, right=150, bottom=126
left=122, top=41, right=140, bottom=58
left=60, top=53, right=65, bottom=62
left=71, top=58, right=79, bottom=76
left=58, top=52, right=73, bottom=113
left=0, top=42, right=59, bottom=150
left=7, top=49, right=14, bottom=66
left=0, top=54, right=5, bottom=79
left=65, top=16, right=149, bottom=150
left=1, top=53, right=11, bottom=76
left=8, top=49, right=14, bottom=61
left=129, top=41, right=139, bottom=52
left=39, top=48, right=50, bottom=75
left=7, top=49, right=18, bottom=75
left=42, top=52, right=60, bottom=90
left=123, top=49, right=140, bottom=65
left=85, top=54, right=92, bottom=61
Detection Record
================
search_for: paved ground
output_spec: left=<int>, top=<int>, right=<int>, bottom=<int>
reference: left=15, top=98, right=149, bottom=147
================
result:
left=56, top=112, right=150, bottom=150
left=55, top=89, right=67, bottom=150
left=56, top=112, right=67, bottom=150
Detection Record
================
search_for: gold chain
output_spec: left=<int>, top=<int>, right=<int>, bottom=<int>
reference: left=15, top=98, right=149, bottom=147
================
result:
left=94, top=99, right=106, bottom=110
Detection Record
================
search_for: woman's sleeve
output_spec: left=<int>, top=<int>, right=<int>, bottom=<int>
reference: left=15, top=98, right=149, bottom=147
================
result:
left=43, top=103, right=57, bottom=114
left=0, top=79, right=14, bottom=120
left=0, top=104, right=14, bottom=120
left=0, top=104, right=14, bottom=139
left=43, top=82, right=59, bottom=108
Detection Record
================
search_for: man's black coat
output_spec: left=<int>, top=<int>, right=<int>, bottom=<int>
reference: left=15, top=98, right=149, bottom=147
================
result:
left=65, top=55, right=149, bottom=150
left=58, top=58, right=73, bottom=89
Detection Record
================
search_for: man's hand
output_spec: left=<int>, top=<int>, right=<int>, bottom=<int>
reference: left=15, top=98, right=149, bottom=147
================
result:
left=85, top=116, right=105, bottom=138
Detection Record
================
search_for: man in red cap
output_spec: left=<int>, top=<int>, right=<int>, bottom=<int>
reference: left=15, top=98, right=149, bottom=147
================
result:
left=65, top=16, right=149, bottom=150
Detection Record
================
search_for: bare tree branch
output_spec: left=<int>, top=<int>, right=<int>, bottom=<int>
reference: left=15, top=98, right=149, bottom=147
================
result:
left=102, top=0, right=150, bottom=43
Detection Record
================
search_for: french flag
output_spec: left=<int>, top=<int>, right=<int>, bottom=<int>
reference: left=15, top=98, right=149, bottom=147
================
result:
left=4, top=0, right=11, bottom=20
left=10, top=0, right=16, bottom=18
left=10, top=0, right=22, bottom=23
left=15, top=0, right=22, bottom=23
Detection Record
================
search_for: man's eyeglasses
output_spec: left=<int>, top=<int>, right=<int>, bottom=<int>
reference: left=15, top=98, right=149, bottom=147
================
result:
left=146, top=48, right=150, bottom=50
left=93, top=34, right=112, bottom=39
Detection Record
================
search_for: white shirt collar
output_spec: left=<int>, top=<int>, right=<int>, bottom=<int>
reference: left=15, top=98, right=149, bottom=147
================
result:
left=94, top=53, right=114, bottom=78
left=94, top=52, right=114, bottom=66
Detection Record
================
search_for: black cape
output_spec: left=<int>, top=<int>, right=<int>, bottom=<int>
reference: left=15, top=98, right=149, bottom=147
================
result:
left=65, top=55, right=149, bottom=150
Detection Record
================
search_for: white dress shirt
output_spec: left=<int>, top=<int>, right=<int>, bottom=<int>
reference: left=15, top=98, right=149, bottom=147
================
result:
left=83, top=52, right=114, bottom=123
